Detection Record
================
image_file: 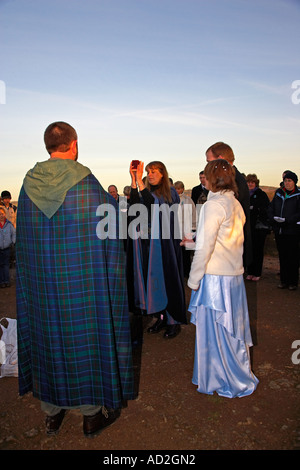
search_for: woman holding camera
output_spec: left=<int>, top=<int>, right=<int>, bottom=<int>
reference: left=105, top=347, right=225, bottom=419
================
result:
left=128, top=160, right=187, bottom=339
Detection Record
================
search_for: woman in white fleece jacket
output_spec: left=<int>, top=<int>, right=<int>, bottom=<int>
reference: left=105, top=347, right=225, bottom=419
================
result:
left=187, top=160, right=258, bottom=398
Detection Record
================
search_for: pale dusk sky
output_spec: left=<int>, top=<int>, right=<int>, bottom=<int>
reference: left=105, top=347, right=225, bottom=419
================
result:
left=1, top=0, right=299, bottom=199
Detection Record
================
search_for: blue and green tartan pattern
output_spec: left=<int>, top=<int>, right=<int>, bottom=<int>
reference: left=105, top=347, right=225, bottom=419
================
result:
left=16, top=174, right=135, bottom=409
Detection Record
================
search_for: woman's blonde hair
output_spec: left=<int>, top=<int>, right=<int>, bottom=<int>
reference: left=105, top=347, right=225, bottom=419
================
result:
left=204, top=159, right=238, bottom=196
left=145, top=161, right=172, bottom=202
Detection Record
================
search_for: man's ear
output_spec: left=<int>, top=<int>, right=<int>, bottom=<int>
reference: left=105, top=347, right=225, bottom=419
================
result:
left=70, top=140, right=78, bottom=157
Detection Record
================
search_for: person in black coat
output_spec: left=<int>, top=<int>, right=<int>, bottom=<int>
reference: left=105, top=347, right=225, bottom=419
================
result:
left=205, top=142, right=253, bottom=269
left=268, top=171, right=300, bottom=290
left=245, top=174, right=270, bottom=281
left=128, top=160, right=187, bottom=339
left=191, top=171, right=209, bottom=206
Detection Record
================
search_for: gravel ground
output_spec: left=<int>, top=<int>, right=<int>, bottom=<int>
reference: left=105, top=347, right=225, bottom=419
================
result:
left=0, top=254, right=299, bottom=457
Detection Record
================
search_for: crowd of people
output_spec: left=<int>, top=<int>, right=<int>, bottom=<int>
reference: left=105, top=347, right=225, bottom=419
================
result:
left=0, top=191, right=17, bottom=288
left=1, top=122, right=299, bottom=438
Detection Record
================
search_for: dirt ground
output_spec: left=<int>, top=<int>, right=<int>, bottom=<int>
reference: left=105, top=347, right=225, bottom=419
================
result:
left=0, top=252, right=299, bottom=453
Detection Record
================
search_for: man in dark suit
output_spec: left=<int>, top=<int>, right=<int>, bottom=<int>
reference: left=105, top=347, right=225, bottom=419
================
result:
left=191, top=171, right=209, bottom=206
left=205, top=142, right=252, bottom=269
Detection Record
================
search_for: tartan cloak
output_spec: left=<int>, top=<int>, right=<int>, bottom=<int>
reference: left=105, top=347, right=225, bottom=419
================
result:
left=16, top=165, right=134, bottom=409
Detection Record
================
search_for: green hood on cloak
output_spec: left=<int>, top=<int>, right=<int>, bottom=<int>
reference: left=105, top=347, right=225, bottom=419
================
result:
left=23, top=158, right=91, bottom=219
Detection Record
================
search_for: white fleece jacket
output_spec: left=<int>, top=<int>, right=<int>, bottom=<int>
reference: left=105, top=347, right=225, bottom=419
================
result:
left=188, top=190, right=245, bottom=290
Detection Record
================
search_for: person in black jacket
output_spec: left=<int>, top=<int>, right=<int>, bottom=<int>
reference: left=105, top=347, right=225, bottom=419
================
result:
left=245, top=174, right=270, bottom=281
left=268, top=171, right=300, bottom=290
left=191, top=171, right=209, bottom=206
left=205, top=142, right=252, bottom=269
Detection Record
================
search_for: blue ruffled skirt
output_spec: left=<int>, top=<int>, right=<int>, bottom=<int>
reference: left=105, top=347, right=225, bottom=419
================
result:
left=189, top=274, right=258, bottom=398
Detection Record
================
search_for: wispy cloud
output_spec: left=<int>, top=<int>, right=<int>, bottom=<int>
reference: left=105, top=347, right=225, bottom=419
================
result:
left=111, top=105, right=292, bottom=136
left=240, top=80, right=292, bottom=96
left=6, top=86, right=293, bottom=137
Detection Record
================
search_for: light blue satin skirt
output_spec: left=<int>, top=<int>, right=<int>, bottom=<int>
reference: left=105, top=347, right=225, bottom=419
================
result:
left=189, top=274, right=258, bottom=398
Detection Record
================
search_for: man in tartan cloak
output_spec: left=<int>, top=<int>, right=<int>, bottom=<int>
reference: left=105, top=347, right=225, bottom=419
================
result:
left=16, top=122, right=135, bottom=437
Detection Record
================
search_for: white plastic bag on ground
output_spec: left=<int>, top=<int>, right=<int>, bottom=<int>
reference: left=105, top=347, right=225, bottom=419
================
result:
left=0, top=318, right=18, bottom=378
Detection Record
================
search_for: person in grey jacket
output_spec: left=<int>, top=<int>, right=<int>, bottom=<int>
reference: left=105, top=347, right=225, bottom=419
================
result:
left=0, top=206, right=16, bottom=287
